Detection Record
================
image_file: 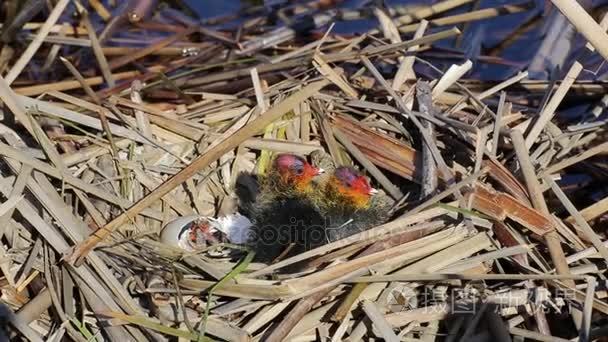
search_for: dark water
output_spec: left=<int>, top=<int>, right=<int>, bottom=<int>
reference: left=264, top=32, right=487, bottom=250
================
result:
left=189, top=0, right=242, bottom=19
left=81, top=0, right=607, bottom=128
left=79, top=0, right=607, bottom=82
left=181, top=0, right=608, bottom=81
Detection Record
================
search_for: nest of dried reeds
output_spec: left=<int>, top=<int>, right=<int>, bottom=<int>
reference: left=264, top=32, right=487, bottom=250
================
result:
left=0, top=1, right=607, bottom=341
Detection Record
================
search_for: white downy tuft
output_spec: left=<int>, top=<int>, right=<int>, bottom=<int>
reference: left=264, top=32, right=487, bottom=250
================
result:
left=211, top=213, right=253, bottom=244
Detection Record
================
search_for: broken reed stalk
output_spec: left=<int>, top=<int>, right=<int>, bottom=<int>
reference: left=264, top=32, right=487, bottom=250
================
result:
left=77, top=3, right=115, bottom=87
left=544, top=175, right=608, bottom=263
left=580, top=276, right=596, bottom=341
left=398, top=2, right=534, bottom=33
left=510, top=130, right=581, bottom=327
left=416, top=81, right=438, bottom=198
left=263, top=289, right=332, bottom=342
left=4, top=0, right=71, bottom=84
left=389, top=0, right=474, bottom=27
left=507, top=130, right=550, bottom=335
left=361, top=300, right=400, bottom=342
left=550, top=0, right=608, bottom=61
left=108, top=27, right=198, bottom=70
left=566, top=194, right=608, bottom=224
left=352, top=273, right=588, bottom=282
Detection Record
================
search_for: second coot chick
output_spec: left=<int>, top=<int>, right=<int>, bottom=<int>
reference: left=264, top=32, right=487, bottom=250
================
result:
left=321, top=166, right=391, bottom=242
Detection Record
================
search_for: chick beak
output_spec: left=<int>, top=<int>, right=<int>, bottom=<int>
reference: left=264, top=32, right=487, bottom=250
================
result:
left=369, top=188, right=379, bottom=195
left=315, top=168, right=325, bottom=175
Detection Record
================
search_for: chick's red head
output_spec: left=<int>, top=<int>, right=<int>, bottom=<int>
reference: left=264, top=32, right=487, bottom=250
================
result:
left=330, top=167, right=377, bottom=208
left=273, top=154, right=322, bottom=191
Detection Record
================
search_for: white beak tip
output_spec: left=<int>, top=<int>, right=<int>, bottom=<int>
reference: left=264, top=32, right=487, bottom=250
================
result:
left=369, top=188, right=379, bottom=195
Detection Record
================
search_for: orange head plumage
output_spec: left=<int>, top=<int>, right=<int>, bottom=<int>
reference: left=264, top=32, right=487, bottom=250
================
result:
left=272, top=154, right=323, bottom=192
left=327, top=167, right=377, bottom=209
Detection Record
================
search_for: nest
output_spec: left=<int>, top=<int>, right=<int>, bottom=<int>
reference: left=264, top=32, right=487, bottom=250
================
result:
left=0, top=1, right=607, bottom=341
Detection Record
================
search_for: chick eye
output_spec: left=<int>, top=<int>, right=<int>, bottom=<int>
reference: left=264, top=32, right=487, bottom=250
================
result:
left=292, top=166, right=304, bottom=175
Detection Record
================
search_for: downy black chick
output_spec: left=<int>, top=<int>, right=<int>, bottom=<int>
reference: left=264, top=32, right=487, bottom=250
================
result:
left=321, top=166, right=392, bottom=242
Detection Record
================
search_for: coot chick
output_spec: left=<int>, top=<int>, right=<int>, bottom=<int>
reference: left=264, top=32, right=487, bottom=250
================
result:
left=321, top=166, right=391, bottom=242
left=242, top=154, right=325, bottom=263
